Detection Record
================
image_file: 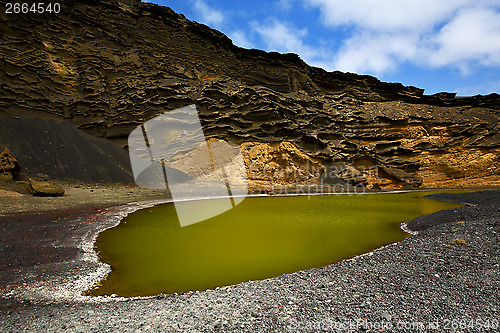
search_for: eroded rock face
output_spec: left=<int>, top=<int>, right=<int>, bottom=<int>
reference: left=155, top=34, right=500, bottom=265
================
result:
left=0, top=0, right=499, bottom=188
left=241, top=141, right=323, bottom=190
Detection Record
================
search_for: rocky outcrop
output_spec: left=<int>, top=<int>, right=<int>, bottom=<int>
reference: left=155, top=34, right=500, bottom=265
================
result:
left=240, top=141, right=323, bottom=190
left=0, top=0, right=499, bottom=188
left=0, top=148, right=20, bottom=180
left=380, top=166, right=423, bottom=188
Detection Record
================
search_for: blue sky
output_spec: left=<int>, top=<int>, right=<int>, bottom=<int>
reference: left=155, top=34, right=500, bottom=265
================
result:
left=145, top=0, right=500, bottom=96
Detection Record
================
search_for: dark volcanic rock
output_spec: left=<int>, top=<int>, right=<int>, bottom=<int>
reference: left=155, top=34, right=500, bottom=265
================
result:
left=0, top=115, right=134, bottom=183
left=406, top=190, right=500, bottom=231
left=0, top=0, right=499, bottom=188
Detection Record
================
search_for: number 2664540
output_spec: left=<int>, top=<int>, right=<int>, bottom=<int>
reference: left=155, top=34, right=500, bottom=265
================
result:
left=5, top=3, right=61, bottom=14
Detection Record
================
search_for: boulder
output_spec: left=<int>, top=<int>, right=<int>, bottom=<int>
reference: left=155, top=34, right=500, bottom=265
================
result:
left=380, top=166, right=423, bottom=188
left=0, top=148, right=21, bottom=180
left=28, top=178, right=65, bottom=196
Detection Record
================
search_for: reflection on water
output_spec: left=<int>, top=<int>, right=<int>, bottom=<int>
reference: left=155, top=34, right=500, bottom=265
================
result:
left=89, top=192, right=461, bottom=297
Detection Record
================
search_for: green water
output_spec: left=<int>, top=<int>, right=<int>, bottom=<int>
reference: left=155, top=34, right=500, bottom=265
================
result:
left=89, top=192, right=461, bottom=297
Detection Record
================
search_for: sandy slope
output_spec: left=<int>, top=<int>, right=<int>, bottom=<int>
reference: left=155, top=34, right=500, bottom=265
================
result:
left=0, top=180, right=169, bottom=216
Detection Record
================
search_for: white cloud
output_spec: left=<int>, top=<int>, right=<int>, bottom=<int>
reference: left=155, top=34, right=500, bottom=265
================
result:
left=455, top=79, right=500, bottom=96
left=277, top=0, right=294, bottom=11
left=334, top=33, right=420, bottom=74
left=192, top=0, right=224, bottom=27
left=251, top=19, right=332, bottom=69
left=228, top=30, right=254, bottom=49
left=186, top=0, right=500, bottom=82
left=426, top=8, right=500, bottom=70
left=305, top=0, right=473, bottom=32
left=303, top=0, right=500, bottom=75
left=252, top=19, right=307, bottom=52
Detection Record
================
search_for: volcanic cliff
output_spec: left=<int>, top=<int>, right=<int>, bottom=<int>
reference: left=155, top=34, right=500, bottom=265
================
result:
left=1, top=0, right=499, bottom=189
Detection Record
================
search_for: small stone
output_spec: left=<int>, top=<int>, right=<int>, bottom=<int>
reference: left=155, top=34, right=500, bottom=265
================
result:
left=35, top=173, right=49, bottom=181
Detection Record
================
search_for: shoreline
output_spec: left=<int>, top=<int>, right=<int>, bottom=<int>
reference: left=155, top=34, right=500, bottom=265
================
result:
left=0, top=190, right=499, bottom=332
left=1, top=178, right=498, bottom=216
left=4, top=190, right=450, bottom=303
left=0, top=189, right=495, bottom=301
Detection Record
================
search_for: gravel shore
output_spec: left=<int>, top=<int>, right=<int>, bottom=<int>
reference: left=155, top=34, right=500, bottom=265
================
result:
left=0, top=191, right=499, bottom=332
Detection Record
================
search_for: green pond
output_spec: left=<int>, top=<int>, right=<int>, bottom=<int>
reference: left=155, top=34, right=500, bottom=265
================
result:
left=89, top=192, right=461, bottom=297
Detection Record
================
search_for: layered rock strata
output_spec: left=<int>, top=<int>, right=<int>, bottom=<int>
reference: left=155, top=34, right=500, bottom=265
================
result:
left=0, top=0, right=499, bottom=189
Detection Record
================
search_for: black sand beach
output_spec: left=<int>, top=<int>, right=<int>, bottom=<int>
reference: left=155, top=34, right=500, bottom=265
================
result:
left=0, top=191, right=499, bottom=332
